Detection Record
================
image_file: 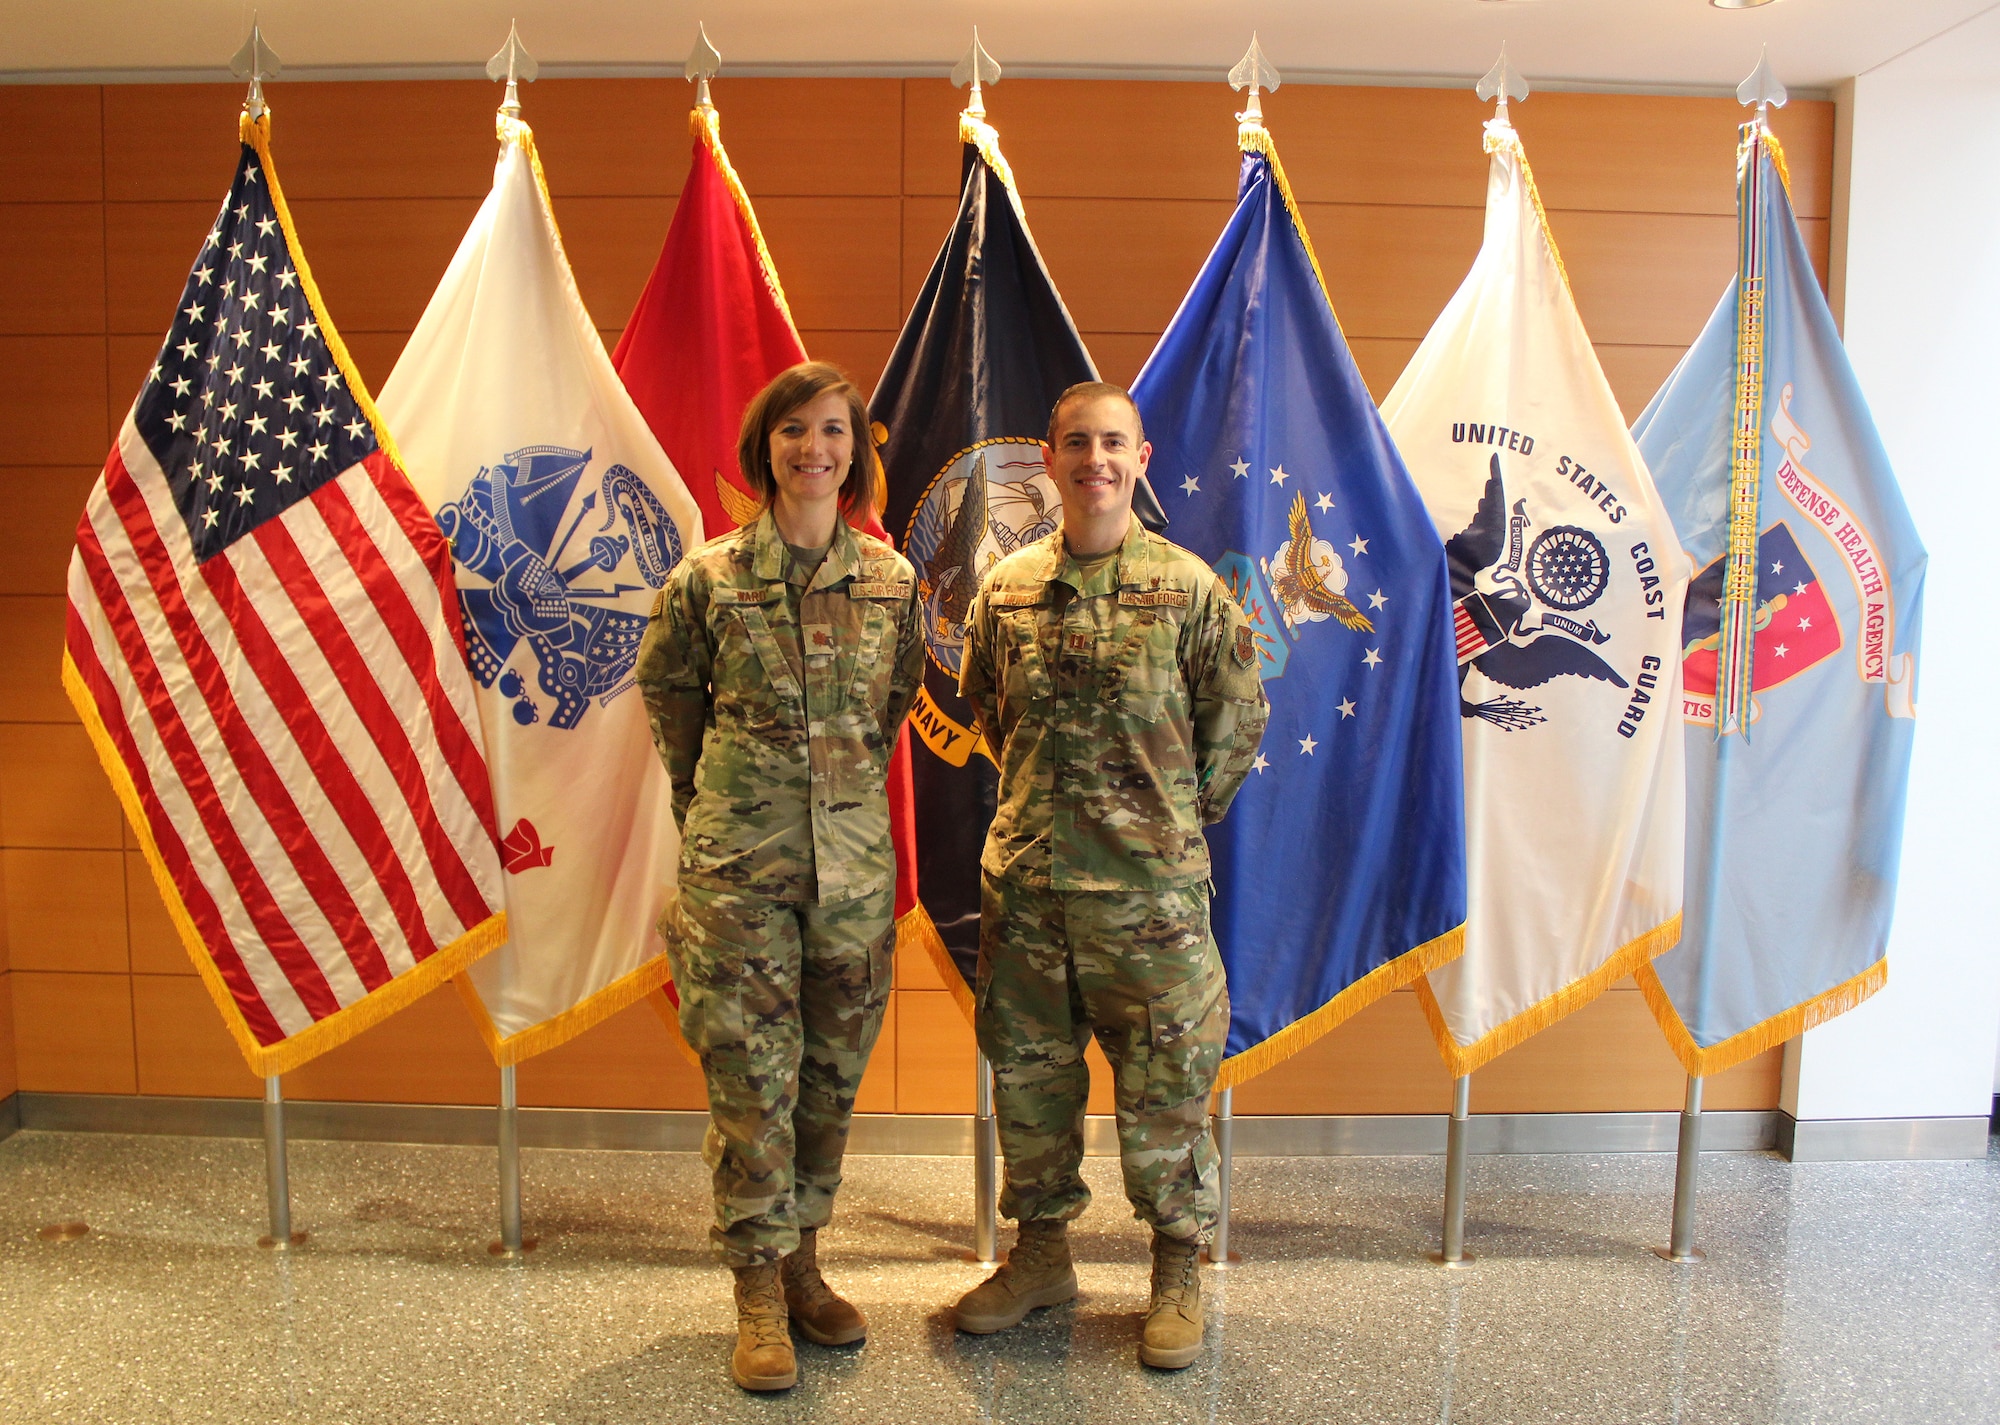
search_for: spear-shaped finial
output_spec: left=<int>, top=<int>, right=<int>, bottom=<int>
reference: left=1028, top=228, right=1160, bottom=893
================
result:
left=1476, top=44, right=1530, bottom=125
left=229, top=18, right=282, bottom=122
left=686, top=23, right=722, bottom=108
left=486, top=21, right=538, bottom=118
left=1737, top=46, right=1788, bottom=128
left=1229, top=33, right=1282, bottom=133
left=952, top=28, right=1002, bottom=119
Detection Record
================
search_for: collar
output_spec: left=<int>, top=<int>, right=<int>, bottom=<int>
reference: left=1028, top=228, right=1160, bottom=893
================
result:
left=749, top=507, right=863, bottom=591
left=1044, top=516, right=1151, bottom=593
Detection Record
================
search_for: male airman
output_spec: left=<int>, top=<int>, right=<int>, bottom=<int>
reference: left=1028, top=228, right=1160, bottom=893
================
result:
left=953, top=381, right=1269, bottom=1369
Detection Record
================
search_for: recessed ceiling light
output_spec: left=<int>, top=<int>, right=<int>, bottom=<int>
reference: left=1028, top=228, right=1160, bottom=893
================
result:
left=1711, top=0, right=1779, bottom=10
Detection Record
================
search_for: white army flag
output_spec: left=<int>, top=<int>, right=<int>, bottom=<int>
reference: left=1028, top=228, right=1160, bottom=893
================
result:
left=1380, top=114, right=1688, bottom=1075
left=377, top=112, right=703, bottom=1063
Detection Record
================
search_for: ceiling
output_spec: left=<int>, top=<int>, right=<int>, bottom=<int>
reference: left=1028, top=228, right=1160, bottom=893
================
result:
left=4, top=0, right=1994, bottom=95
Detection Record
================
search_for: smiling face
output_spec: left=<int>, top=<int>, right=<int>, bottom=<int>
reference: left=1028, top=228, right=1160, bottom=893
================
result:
left=1048, top=391, right=1150, bottom=536
left=767, top=389, right=855, bottom=514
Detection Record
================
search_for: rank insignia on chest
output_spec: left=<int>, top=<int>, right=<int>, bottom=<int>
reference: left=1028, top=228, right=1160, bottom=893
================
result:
left=1234, top=624, right=1257, bottom=669
left=806, top=624, right=835, bottom=653
left=1066, top=631, right=1093, bottom=654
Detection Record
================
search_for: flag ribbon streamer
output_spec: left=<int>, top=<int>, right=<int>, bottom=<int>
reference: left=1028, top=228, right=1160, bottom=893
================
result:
left=1717, top=123, right=1782, bottom=739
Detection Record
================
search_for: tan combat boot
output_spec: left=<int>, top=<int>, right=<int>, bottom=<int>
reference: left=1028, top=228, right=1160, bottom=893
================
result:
left=781, top=1228, right=867, bottom=1346
left=1138, top=1233, right=1204, bottom=1369
left=953, top=1219, right=1079, bottom=1334
left=730, top=1262, right=798, bottom=1392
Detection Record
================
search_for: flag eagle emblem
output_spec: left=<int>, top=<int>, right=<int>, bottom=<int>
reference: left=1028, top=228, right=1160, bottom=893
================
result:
left=1268, top=491, right=1373, bottom=632
left=1447, top=455, right=1627, bottom=729
left=906, top=440, right=1060, bottom=675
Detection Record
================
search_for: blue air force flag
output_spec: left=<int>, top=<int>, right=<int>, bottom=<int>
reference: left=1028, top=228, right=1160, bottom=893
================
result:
left=1382, top=116, right=1690, bottom=1076
left=1631, top=121, right=1924, bottom=1074
left=1132, top=125, right=1467, bottom=1085
left=377, top=112, right=703, bottom=1063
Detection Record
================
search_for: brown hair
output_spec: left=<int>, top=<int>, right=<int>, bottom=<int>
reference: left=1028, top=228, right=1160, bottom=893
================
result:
left=736, top=362, right=877, bottom=523
left=1047, top=380, right=1145, bottom=448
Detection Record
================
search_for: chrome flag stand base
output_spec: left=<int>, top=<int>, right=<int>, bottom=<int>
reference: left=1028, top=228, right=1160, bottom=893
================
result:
left=1653, top=1074, right=1709, bottom=1264
left=968, top=1054, right=1000, bottom=1264
left=1430, top=1075, right=1476, bottom=1267
left=257, top=1075, right=306, bottom=1249
left=490, top=1066, right=536, bottom=1259
left=1202, top=1087, right=1241, bottom=1266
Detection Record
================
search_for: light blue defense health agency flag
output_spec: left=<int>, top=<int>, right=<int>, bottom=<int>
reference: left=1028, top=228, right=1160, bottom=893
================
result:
left=1632, top=116, right=1924, bottom=1074
left=1131, top=118, right=1467, bottom=1086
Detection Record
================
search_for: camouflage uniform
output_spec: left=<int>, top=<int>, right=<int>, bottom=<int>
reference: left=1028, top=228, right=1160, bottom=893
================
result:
left=637, top=508, right=923, bottom=1265
left=958, top=519, right=1269, bottom=1242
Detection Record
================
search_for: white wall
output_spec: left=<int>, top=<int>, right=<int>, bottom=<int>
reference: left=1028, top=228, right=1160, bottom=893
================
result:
left=1785, top=7, right=2000, bottom=1123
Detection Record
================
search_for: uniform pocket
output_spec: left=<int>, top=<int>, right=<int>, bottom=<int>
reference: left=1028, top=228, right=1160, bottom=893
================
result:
left=1113, top=610, right=1184, bottom=724
left=842, top=596, right=895, bottom=719
left=710, top=597, right=796, bottom=732
left=998, top=608, right=1053, bottom=710
left=1143, top=966, right=1227, bottom=1112
left=866, top=916, right=896, bottom=1009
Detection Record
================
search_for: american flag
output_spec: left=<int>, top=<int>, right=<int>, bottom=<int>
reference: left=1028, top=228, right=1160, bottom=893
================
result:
left=62, top=114, right=508, bottom=1076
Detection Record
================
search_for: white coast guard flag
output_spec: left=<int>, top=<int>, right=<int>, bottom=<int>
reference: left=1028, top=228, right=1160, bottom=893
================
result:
left=1380, top=116, right=1689, bottom=1076
left=377, top=113, right=703, bottom=1064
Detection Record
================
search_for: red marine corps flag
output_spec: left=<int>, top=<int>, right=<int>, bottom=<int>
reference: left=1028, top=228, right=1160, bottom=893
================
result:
left=612, top=32, right=919, bottom=959
left=62, top=101, right=508, bottom=1076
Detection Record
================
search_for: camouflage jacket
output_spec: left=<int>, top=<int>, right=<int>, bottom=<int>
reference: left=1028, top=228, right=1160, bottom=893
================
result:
left=637, top=509, right=924, bottom=905
left=958, top=519, right=1269, bottom=891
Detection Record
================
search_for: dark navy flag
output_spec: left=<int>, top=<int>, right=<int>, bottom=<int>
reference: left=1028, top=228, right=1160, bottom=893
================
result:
left=873, top=108, right=1162, bottom=1001
left=1132, top=129, right=1467, bottom=1082
left=1632, top=120, right=1924, bottom=1074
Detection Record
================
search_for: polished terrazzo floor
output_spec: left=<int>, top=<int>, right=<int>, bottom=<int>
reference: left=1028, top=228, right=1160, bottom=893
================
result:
left=1, top=1128, right=1995, bottom=1423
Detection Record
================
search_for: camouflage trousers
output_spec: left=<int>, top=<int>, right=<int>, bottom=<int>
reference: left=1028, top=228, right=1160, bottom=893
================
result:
left=666, top=882, right=895, bottom=1266
left=975, top=873, right=1228, bottom=1244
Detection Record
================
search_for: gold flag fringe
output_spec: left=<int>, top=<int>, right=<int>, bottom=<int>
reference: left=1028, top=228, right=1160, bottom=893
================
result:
left=691, top=105, right=806, bottom=350
left=898, top=900, right=976, bottom=1019
left=1636, top=956, right=1884, bottom=1079
left=1483, top=123, right=1574, bottom=300
left=1415, top=912, right=1683, bottom=1078
left=644, top=987, right=706, bottom=1070
left=1761, top=128, right=1793, bottom=198
left=455, top=950, right=677, bottom=1068
left=1237, top=125, right=1343, bottom=338
left=62, top=649, right=507, bottom=1077
left=958, top=112, right=1024, bottom=214
left=1215, top=921, right=1465, bottom=1091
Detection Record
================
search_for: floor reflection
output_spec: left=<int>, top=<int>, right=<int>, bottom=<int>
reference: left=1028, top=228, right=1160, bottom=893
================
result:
left=0, top=1130, right=1993, bottom=1423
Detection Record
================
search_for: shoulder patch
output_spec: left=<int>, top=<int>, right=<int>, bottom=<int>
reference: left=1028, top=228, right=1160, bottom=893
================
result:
left=1234, top=624, right=1257, bottom=669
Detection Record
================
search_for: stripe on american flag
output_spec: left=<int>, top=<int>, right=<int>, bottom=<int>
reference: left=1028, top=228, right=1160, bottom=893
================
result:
left=61, top=127, right=504, bottom=1064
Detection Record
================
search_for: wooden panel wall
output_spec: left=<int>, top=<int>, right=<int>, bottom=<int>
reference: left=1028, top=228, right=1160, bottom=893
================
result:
left=0, top=76, right=1830, bottom=1116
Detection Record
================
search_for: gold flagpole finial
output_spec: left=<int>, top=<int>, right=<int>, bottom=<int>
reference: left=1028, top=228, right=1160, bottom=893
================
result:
left=1476, top=44, right=1530, bottom=126
left=229, top=17, right=282, bottom=122
left=952, top=28, right=1002, bottom=120
left=686, top=23, right=722, bottom=110
left=1737, top=46, right=1788, bottom=131
left=1229, top=33, right=1281, bottom=137
left=486, top=21, right=539, bottom=119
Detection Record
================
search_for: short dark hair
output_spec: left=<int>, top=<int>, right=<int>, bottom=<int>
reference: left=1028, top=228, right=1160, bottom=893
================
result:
left=1047, top=380, right=1145, bottom=449
left=737, top=361, right=877, bottom=523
